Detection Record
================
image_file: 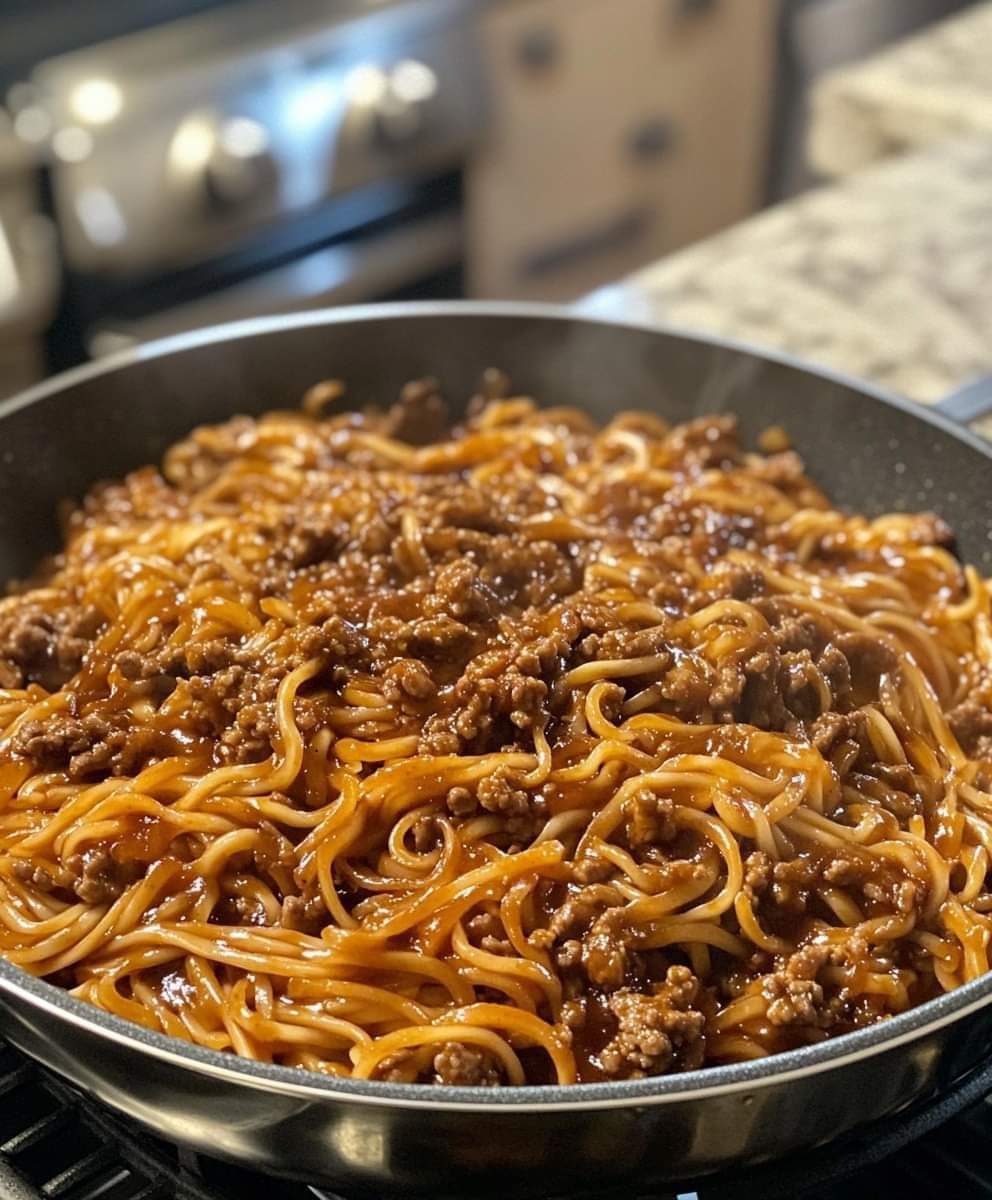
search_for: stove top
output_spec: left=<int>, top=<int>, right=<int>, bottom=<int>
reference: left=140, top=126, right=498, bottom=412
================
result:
left=3, top=1035, right=992, bottom=1200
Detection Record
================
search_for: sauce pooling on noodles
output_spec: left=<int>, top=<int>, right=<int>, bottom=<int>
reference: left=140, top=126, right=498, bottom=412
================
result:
left=2, top=374, right=992, bottom=1087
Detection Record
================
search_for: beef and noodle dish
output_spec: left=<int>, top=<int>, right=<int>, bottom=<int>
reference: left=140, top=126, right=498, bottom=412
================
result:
left=2, top=373, right=991, bottom=1087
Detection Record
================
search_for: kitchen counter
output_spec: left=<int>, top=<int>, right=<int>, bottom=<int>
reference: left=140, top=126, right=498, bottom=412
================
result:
left=581, top=135, right=992, bottom=408
left=808, top=2, right=992, bottom=179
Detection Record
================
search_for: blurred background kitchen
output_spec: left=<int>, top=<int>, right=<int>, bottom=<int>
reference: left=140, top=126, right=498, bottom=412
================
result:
left=1, top=0, right=989, bottom=404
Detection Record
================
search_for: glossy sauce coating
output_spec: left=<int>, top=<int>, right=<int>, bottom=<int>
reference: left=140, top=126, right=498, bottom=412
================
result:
left=1, top=377, right=991, bottom=1086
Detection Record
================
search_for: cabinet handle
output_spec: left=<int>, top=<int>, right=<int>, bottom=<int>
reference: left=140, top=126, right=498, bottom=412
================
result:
left=516, top=26, right=558, bottom=72
left=519, top=208, right=651, bottom=279
left=628, top=117, right=678, bottom=163
left=671, top=0, right=720, bottom=21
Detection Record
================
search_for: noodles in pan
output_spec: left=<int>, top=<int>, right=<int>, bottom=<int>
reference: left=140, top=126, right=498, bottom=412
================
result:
left=2, top=373, right=992, bottom=1086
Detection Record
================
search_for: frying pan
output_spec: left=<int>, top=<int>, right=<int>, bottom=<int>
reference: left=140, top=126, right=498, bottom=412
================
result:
left=2, top=302, right=992, bottom=1198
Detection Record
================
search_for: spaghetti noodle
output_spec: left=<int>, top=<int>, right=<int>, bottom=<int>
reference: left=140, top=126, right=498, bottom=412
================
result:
left=2, top=374, right=992, bottom=1086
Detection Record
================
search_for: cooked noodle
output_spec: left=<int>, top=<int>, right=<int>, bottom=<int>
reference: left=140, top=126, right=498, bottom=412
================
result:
left=2, top=373, right=992, bottom=1086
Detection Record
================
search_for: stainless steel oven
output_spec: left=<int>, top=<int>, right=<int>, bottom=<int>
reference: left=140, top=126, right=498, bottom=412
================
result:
left=2, top=0, right=487, bottom=371
left=0, top=118, right=58, bottom=393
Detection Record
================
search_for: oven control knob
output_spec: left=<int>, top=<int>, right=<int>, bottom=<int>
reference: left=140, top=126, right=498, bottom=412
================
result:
left=371, top=60, right=438, bottom=147
left=203, top=116, right=275, bottom=207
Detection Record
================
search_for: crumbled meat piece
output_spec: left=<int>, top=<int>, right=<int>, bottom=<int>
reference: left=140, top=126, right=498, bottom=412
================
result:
left=760, top=942, right=831, bottom=1027
left=466, top=909, right=504, bottom=943
left=743, top=850, right=772, bottom=894
left=599, top=966, right=706, bottom=1077
left=408, top=616, right=474, bottom=659
left=588, top=625, right=672, bottom=663
left=477, top=768, right=529, bottom=817
left=572, top=853, right=613, bottom=884
left=8, top=713, right=167, bottom=779
left=663, top=414, right=741, bottom=472
left=816, top=644, right=852, bottom=705
left=863, top=876, right=918, bottom=914
left=445, top=786, right=477, bottom=817
left=281, top=890, right=327, bottom=934
left=770, top=858, right=819, bottom=913
left=582, top=907, right=632, bottom=990
left=432, top=1041, right=501, bottom=1086
left=833, top=632, right=895, bottom=683
left=383, top=659, right=437, bottom=703
left=0, top=603, right=103, bottom=691
left=388, top=657, right=434, bottom=700
left=507, top=673, right=548, bottom=729
left=709, top=561, right=766, bottom=602
left=949, top=697, right=992, bottom=759
left=376, top=1051, right=421, bottom=1083
left=419, top=716, right=461, bottom=756
left=9, top=858, right=57, bottom=892
left=548, top=884, right=623, bottom=941
left=411, top=814, right=439, bottom=852
left=66, top=848, right=142, bottom=905
left=811, top=710, right=867, bottom=758
left=282, top=515, right=344, bottom=569
left=626, top=790, right=676, bottom=847
left=763, top=976, right=824, bottom=1027
left=382, top=378, right=448, bottom=446
left=556, top=939, right=582, bottom=971
left=821, top=856, right=862, bottom=885
left=431, top=559, right=496, bottom=623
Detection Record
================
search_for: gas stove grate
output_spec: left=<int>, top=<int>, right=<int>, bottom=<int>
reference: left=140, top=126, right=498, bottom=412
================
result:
left=3, top=1035, right=992, bottom=1200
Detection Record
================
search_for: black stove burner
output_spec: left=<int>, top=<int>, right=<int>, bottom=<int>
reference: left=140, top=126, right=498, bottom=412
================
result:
left=3, top=1036, right=992, bottom=1200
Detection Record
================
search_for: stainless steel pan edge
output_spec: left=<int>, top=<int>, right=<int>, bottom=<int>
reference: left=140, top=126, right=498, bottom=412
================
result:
left=3, top=946, right=992, bottom=1111
left=1, top=301, right=992, bottom=1194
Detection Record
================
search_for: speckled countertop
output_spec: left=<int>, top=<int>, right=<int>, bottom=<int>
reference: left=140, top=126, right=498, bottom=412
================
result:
left=581, top=136, right=992, bottom=408
left=808, top=3, right=992, bottom=179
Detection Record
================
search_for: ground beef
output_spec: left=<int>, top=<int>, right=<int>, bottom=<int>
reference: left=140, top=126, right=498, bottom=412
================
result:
left=626, top=791, right=677, bottom=848
left=810, top=709, right=868, bottom=759
left=0, top=603, right=103, bottom=691
left=548, top=884, right=623, bottom=942
left=444, top=786, right=476, bottom=817
left=833, top=631, right=896, bottom=684
left=477, top=768, right=529, bottom=817
left=381, top=378, right=448, bottom=446
left=65, top=847, right=142, bottom=905
left=475, top=766, right=547, bottom=841
left=662, top=414, right=741, bottom=473
left=432, top=1042, right=502, bottom=1086
left=464, top=909, right=512, bottom=956
left=383, top=659, right=437, bottom=704
left=760, top=943, right=831, bottom=1028
left=1, top=377, right=987, bottom=1089
left=8, top=714, right=167, bottom=779
left=280, top=890, right=326, bottom=934
left=763, top=976, right=824, bottom=1027
left=581, top=907, right=634, bottom=991
left=949, top=696, right=992, bottom=759
left=9, top=858, right=57, bottom=892
left=743, top=850, right=773, bottom=894
left=281, top=514, right=346, bottom=570
left=599, top=966, right=706, bottom=1077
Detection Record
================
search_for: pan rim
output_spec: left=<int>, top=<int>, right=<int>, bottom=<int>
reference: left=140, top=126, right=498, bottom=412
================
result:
left=2, top=298, right=991, bottom=465
left=2, top=298, right=991, bottom=1112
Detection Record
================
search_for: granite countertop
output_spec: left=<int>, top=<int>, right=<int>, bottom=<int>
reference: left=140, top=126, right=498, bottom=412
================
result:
left=809, top=2, right=992, bottom=179
left=582, top=136, right=992, bottom=409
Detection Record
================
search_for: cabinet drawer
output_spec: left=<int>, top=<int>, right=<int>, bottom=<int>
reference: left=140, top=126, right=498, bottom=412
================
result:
left=467, top=0, right=777, bottom=299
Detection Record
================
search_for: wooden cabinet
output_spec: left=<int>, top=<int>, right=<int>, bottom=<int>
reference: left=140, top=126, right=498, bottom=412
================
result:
left=467, top=0, right=778, bottom=300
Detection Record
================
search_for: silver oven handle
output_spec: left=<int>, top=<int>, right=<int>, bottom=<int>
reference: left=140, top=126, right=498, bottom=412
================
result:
left=88, top=209, right=462, bottom=356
